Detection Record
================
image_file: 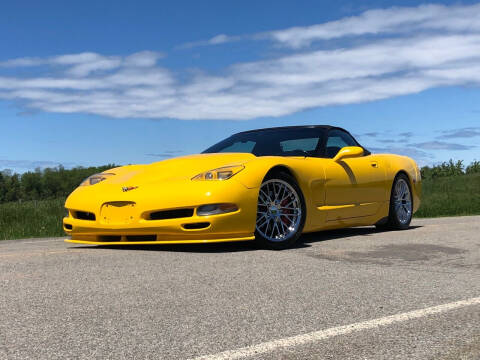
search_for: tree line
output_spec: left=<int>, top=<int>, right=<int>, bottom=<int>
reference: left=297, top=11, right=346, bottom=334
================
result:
left=0, top=165, right=115, bottom=203
left=420, top=159, right=480, bottom=180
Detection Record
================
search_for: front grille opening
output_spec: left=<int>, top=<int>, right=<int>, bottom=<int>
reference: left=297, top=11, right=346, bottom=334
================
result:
left=98, top=235, right=121, bottom=242
left=74, top=211, right=96, bottom=221
left=182, top=222, right=210, bottom=230
left=64, top=224, right=73, bottom=230
left=126, top=235, right=157, bottom=242
left=148, top=208, right=194, bottom=220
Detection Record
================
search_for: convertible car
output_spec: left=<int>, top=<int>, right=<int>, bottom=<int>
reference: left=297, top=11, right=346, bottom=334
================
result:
left=64, top=125, right=421, bottom=249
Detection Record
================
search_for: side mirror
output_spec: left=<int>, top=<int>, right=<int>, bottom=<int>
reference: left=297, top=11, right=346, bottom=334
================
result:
left=333, top=146, right=364, bottom=162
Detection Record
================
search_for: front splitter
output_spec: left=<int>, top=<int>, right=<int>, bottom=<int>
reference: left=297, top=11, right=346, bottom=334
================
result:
left=65, top=236, right=255, bottom=246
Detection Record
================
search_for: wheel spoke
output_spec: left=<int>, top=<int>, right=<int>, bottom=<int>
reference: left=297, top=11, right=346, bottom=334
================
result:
left=256, top=216, right=268, bottom=228
left=275, top=183, right=283, bottom=202
left=269, top=220, right=276, bottom=239
left=282, top=198, right=296, bottom=209
left=259, top=189, right=270, bottom=203
left=278, top=184, right=287, bottom=203
left=256, top=213, right=267, bottom=223
left=273, top=221, right=280, bottom=239
left=281, top=207, right=298, bottom=211
left=281, top=213, right=298, bottom=218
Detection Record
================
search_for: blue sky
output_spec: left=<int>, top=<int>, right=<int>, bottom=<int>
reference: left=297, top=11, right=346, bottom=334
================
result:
left=1, top=0, right=480, bottom=172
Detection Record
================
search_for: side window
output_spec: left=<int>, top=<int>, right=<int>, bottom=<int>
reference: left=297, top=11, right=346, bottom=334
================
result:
left=325, top=130, right=357, bottom=158
left=280, top=138, right=319, bottom=155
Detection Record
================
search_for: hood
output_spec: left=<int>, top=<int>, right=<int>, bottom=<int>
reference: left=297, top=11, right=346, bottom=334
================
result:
left=105, top=153, right=256, bottom=186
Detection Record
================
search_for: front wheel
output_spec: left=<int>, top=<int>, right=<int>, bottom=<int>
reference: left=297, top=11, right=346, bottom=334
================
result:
left=255, top=172, right=306, bottom=250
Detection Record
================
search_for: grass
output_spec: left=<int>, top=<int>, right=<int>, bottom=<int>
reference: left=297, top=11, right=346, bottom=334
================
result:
left=415, top=173, right=480, bottom=218
left=0, top=198, right=66, bottom=240
left=0, top=174, right=479, bottom=240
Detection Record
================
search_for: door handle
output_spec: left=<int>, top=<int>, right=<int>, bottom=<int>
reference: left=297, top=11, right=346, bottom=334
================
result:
left=370, top=162, right=378, bottom=168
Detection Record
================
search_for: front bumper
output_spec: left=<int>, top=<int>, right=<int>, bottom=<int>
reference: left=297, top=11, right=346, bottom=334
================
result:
left=63, top=179, right=258, bottom=245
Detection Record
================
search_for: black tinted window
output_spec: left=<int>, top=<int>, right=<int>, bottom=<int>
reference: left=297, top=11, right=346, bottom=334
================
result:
left=325, top=129, right=357, bottom=158
left=203, top=128, right=326, bottom=157
left=219, top=140, right=256, bottom=153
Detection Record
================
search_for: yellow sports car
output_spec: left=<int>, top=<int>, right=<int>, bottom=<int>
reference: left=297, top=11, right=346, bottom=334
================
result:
left=64, top=125, right=421, bottom=249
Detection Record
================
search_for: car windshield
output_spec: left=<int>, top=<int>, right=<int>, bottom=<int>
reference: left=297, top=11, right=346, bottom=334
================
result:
left=203, top=127, right=326, bottom=157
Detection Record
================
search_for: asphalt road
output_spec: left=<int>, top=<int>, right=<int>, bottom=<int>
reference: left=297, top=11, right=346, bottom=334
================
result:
left=1, top=216, right=479, bottom=360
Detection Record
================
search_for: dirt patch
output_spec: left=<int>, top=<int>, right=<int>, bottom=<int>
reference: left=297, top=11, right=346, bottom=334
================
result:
left=309, top=244, right=466, bottom=266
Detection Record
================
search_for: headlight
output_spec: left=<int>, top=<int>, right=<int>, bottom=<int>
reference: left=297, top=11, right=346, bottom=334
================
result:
left=192, top=165, right=244, bottom=181
left=80, top=173, right=115, bottom=186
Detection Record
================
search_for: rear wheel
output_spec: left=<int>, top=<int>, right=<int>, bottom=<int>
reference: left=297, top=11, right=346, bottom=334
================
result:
left=378, top=173, right=413, bottom=230
left=255, top=172, right=306, bottom=250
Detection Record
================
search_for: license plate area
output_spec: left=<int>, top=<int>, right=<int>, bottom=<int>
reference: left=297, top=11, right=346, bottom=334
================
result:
left=100, top=201, right=136, bottom=225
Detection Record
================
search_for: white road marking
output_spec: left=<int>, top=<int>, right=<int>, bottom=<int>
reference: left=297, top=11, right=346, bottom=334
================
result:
left=191, top=296, right=480, bottom=360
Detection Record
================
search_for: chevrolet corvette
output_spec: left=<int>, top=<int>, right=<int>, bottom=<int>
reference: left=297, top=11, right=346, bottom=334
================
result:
left=64, top=125, right=421, bottom=249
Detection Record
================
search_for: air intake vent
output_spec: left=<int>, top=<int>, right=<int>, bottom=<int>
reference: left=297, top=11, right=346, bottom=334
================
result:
left=148, top=208, right=194, bottom=220
left=98, top=235, right=121, bottom=242
left=126, top=235, right=157, bottom=242
left=182, top=222, right=210, bottom=230
left=74, top=211, right=96, bottom=221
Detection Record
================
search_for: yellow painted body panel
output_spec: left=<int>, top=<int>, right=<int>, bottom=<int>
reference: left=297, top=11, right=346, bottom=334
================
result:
left=64, top=151, right=421, bottom=245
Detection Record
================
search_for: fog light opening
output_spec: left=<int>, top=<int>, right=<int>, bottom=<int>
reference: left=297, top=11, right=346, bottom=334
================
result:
left=64, top=224, right=73, bottom=230
left=182, top=222, right=211, bottom=230
left=197, top=203, right=238, bottom=216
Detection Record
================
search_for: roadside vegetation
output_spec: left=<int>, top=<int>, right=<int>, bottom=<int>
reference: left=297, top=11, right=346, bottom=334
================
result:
left=0, top=165, right=113, bottom=240
left=0, top=160, right=479, bottom=240
left=0, top=198, right=66, bottom=240
left=415, top=160, right=480, bottom=218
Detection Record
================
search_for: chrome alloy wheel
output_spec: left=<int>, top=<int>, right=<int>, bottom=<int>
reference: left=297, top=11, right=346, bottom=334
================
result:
left=393, top=178, right=412, bottom=224
left=256, top=179, right=302, bottom=242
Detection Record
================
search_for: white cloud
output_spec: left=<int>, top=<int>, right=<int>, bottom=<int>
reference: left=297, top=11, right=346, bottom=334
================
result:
left=208, top=34, right=232, bottom=45
left=437, top=127, right=480, bottom=139
left=0, top=51, right=163, bottom=77
left=268, top=3, right=480, bottom=48
left=1, top=4, right=480, bottom=120
left=0, top=57, right=46, bottom=67
left=176, top=3, right=480, bottom=49
left=0, top=159, right=76, bottom=172
left=411, top=141, right=475, bottom=150
left=369, top=146, right=434, bottom=166
left=178, top=34, right=241, bottom=49
left=124, top=51, right=163, bottom=67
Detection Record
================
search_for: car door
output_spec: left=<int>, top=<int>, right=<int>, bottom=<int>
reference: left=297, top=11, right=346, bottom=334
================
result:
left=322, top=129, right=386, bottom=221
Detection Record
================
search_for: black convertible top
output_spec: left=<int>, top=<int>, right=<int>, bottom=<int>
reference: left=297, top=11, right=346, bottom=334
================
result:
left=204, top=125, right=370, bottom=157
left=237, top=125, right=345, bottom=135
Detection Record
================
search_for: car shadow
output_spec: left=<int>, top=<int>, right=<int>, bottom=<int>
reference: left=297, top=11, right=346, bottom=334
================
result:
left=69, top=225, right=422, bottom=254
left=75, top=241, right=257, bottom=253
left=300, top=225, right=422, bottom=245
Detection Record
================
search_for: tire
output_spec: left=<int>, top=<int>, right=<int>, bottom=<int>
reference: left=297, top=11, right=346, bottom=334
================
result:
left=378, top=173, right=413, bottom=230
left=254, top=171, right=306, bottom=250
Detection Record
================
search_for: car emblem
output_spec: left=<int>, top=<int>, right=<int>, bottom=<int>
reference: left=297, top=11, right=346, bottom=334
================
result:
left=122, top=186, right=138, bottom=192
